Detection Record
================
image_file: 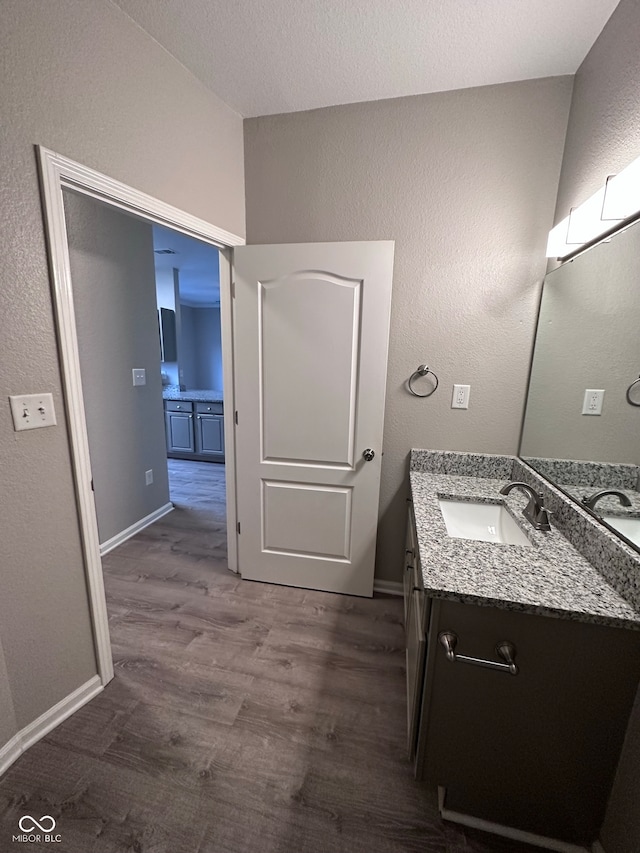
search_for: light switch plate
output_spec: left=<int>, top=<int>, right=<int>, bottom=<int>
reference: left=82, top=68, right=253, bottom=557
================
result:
left=9, top=393, right=57, bottom=431
left=132, top=368, right=146, bottom=386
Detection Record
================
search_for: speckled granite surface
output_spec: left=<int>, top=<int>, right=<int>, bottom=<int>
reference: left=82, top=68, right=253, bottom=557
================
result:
left=560, top=485, right=640, bottom=516
left=163, top=386, right=224, bottom=403
left=512, top=458, right=640, bottom=616
left=409, top=450, right=640, bottom=630
left=523, top=457, right=639, bottom=490
left=410, top=449, right=514, bottom=479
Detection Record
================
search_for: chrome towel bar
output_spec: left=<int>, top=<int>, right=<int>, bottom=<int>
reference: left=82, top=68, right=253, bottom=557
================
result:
left=438, top=631, right=519, bottom=676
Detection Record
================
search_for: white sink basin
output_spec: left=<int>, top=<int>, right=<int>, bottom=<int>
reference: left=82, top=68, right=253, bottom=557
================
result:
left=439, top=499, right=532, bottom=546
left=603, top=515, right=640, bottom=548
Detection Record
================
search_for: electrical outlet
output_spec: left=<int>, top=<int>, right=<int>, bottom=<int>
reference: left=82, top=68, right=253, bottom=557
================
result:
left=582, top=389, right=605, bottom=415
left=145, top=469, right=153, bottom=486
left=451, top=384, right=470, bottom=409
left=132, top=368, right=146, bottom=386
left=9, top=393, right=57, bottom=431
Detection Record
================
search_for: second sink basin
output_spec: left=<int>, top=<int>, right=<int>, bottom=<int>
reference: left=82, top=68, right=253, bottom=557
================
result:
left=603, top=515, right=640, bottom=548
left=439, top=499, right=532, bottom=546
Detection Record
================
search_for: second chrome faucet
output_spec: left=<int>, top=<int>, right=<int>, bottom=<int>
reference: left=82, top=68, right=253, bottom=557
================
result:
left=500, top=481, right=552, bottom=532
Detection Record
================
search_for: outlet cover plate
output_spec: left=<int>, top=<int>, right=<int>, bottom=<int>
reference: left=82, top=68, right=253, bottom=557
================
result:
left=582, top=389, right=605, bottom=415
left=451, top=384, right=470, bottom=409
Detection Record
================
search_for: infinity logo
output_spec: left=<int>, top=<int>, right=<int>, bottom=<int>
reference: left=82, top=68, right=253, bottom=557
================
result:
left=18, top=815, right=56, bottom=833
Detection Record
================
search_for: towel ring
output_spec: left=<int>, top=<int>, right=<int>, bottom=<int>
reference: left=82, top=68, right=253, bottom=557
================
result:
left=627, top=376, right=640, bottom=407
left=408, top=365, right=439, bottom=398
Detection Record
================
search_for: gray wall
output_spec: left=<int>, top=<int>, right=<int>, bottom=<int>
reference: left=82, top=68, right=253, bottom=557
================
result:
left=179, top=306, right=224, bottom=391
left=65, top=191, right=171, bottom=545
left=0, top=0, right=244, bottom=747
left=0, top=644, right=17, bottom=753
left=195, top=308, right=223, bottom=391
left=554, top=0, right=640, bottom=224
left=551, top=2, right=640, bottom=850
left=244, top=77, right=572, bottom=582
left=521, top=220, right=640, bottom=465
left=179, top=305, right=199, bottom=389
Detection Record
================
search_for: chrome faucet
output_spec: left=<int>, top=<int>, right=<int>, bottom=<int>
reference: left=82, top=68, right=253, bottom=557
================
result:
left=499, top=481, right=552, bottom=532
left=581, top=489, right=632, bottom=512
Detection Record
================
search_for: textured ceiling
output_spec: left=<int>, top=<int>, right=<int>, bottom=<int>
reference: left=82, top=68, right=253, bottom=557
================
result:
left=113, top=0, right=619, bottom=117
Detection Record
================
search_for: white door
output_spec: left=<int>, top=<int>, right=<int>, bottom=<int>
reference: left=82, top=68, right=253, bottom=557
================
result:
left=233, top=242, right=394, bottom=597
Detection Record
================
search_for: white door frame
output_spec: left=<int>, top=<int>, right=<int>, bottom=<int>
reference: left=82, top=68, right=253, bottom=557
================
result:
left=37, top=146, right=245, bottom=685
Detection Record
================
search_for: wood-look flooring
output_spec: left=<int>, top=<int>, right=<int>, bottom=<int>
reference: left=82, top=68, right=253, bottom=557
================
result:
left=0, top=459, right=540, bottom=852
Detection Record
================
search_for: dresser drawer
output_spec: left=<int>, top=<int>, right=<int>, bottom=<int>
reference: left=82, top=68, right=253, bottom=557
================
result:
left=196, top=401, right=223, bottom=415
left=165, top=400, right=193, bottom=412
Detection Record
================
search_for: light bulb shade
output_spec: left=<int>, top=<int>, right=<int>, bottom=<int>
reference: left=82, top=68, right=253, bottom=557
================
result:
left=602, top=156, right=640, bottom=220
left=547, top=187, right=623, bottom=259
left=566, top=186, right=618, bottom=245
left=545, top=216, right=571, bottom=258
left=546, top=152, right=640, bottom=259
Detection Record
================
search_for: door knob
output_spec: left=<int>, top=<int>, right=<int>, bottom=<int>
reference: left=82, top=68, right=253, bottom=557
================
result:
left=362, top=448, right=375, bottom=462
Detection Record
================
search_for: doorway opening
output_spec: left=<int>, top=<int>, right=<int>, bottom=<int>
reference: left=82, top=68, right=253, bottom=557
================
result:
left=153, top=225, right=228, bottom=550
left=38, top=146, right=244, bottom=686
left=62, top=190, right=228, bottom=578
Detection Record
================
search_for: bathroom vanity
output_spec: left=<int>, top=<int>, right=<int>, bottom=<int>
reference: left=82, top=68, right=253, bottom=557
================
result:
left=405, top=450, right=640, bottom=847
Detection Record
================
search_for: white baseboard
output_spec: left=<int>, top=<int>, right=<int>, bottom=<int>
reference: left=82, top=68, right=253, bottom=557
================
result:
left=0, top=675, right=102, bottom=777
left=373, top=579, right=403, bottom=596
left=438, top=787, right=589, bottom=852
left=100, top=502, right=173, bottom=555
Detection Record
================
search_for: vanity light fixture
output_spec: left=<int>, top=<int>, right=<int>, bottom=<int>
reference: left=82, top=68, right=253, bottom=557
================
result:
left=546, top=151, right=640, bottom=259
left=546, top=186, right=623, bottom=258
left=545, top=215, right=572, bottom=258
left=567, top=186, right=616, bottom=245
left=601, top=155, right=640, bottom=220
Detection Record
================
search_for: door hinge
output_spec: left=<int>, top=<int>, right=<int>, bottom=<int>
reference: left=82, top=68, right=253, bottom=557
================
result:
left=90, top=478, right=94, bottom=492
left=235, top=410, right=238, bottom=425
left=231, top=280, right=236, bottom=299
left=237, top=521, right=241, bottom=535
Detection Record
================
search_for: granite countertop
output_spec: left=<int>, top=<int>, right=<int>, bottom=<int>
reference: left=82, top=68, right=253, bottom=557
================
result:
left=409, top=466, right=640, bottom=630
left=162, top=386, right=223, bottom=403
left=559, top=484, right=640, bottom=516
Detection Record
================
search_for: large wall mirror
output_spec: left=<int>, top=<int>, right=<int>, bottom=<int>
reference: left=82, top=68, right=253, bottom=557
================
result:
left=520, top=219, right=640, bottom=552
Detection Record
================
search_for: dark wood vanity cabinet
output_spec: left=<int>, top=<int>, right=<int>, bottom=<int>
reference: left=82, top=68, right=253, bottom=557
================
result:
left=405, top=507, right=640, bottom=846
